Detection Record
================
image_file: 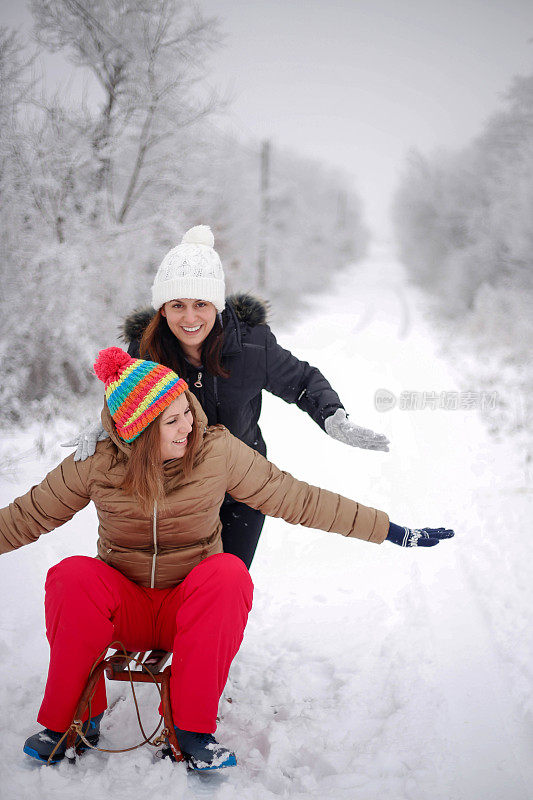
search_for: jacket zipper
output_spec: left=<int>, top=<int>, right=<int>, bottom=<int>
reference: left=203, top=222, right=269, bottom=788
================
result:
left=194, top=370, right=202, bottom=387
left=213, top=376, right=220, bottom=423
left=150, top=499, right=158, bottom=588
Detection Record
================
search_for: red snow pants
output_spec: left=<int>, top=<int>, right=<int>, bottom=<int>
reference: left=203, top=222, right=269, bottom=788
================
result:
left=37, top=553, right=253, bottom=734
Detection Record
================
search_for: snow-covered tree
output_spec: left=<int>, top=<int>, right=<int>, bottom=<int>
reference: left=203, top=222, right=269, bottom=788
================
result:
left=31, top=0, right=222, bottom=224
left=0, top=6, right=369, bottom=424
left=392, top=69, right=533, bottom=444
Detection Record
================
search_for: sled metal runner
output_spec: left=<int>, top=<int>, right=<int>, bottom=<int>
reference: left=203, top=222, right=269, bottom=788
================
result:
left=53, top=641, right=184, bottom=765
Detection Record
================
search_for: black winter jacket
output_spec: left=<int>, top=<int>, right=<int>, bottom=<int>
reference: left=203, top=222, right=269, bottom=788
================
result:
left=123, top=294, right=344, bottom=458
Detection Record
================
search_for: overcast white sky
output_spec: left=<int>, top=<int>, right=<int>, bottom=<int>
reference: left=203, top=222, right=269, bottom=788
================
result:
left=3, top=0, right=533, bottom=235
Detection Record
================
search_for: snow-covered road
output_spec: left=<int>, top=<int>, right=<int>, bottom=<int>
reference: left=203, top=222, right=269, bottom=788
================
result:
left=1, top=246, right=531, bottom=799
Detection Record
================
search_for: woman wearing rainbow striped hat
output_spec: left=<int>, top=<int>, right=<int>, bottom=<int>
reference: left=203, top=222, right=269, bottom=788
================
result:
left=0, top=347, right=454, bottom=771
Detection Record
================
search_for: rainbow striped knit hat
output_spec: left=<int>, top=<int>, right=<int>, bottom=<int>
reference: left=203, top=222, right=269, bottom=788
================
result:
left=93, top=347, right=188, bottom=443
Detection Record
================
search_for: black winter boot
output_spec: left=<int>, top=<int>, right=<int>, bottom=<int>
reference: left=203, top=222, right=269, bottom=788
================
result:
left=23, top=713, right=103, bottom=764
left=170, top=726, right=237, bottom=771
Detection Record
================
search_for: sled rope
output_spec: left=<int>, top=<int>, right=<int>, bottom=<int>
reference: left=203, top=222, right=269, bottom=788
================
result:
left=47, top=641, right=170, bottom=765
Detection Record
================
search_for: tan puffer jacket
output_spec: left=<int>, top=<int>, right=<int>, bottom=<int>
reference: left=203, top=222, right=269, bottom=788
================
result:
left=0, top=397, right=389, bottom=588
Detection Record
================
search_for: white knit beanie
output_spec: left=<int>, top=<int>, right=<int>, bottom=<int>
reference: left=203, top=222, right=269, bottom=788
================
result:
left=151, top=225, right=225, bottom=312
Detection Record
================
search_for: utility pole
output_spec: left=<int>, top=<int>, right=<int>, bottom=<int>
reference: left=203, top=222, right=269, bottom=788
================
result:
left=258, top=139, right=271, bottom=291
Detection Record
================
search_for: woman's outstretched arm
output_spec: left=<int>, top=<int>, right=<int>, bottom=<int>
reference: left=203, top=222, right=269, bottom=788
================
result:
left=264, top=328, right=389, bottom=452
left=224, top=429, right=453, bottom=546
left=0, top=454, right=93, bottom=554
left=224, top=428, right=389, bottom=543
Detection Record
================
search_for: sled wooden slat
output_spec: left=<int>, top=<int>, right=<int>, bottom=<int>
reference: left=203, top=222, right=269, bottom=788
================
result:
left=105, top=650, right=138, bottom=675
left=105, top=649, right=172, bottom=680
left=142, top=649, right=172, bottom=673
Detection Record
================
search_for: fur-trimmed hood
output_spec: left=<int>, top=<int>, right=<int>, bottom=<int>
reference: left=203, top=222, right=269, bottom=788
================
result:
left=121, top=293, right=269, bottom=344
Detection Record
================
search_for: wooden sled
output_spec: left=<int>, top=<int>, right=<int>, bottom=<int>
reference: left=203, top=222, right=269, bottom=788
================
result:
left=61, top=643, right=184, bottom=763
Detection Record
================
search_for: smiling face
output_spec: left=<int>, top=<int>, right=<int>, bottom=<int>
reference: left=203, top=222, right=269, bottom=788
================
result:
left=159, top=393, right=194, bottom=461
left=161, top=298, right=217, bottom=358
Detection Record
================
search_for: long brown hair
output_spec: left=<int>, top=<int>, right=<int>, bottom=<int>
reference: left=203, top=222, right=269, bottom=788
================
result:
left=140, top=309, right=229, bottom=378
left=121, top=390, right=201, bottom=513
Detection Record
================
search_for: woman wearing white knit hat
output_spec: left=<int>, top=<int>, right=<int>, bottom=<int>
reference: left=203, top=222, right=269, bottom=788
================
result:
left=67, top=224, right=389, bottom=568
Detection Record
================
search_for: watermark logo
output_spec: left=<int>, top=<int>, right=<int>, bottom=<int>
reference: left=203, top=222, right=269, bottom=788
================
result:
left=374, top=389, right=499, bottom=412
left=374, top=388, right=397, bottom=412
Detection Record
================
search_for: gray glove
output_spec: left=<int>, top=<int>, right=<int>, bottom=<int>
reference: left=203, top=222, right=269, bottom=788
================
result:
left=325, top=408, right=389, bottom=451
left=61, top=422, right=109, bottom=461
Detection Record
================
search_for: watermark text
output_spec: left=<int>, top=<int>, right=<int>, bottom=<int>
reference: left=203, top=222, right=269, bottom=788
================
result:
left=374, top=389, right=498, bottom=412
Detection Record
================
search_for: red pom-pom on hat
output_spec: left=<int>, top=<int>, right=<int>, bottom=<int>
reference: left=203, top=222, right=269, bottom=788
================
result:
left=93, top=347, right=132, bottom=384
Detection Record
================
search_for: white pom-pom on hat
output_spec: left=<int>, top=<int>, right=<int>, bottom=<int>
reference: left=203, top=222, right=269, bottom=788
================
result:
left=181, top=225, right=214, bottom=248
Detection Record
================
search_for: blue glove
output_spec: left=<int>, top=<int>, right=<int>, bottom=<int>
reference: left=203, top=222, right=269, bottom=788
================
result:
left=387, top=522, right=455, bottom=547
